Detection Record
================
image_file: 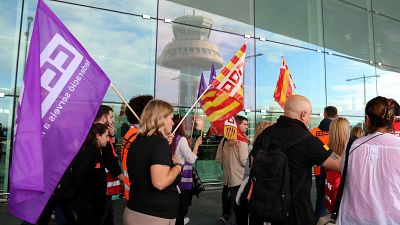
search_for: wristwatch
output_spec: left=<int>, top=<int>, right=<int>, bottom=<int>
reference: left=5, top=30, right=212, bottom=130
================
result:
left=109, top=133, right=116, bottom=137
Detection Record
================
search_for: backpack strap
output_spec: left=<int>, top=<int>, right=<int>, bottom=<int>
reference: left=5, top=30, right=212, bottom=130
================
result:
left=259, top=130, right=311, bottom=199
left=331, top=133, right=384, bottom=219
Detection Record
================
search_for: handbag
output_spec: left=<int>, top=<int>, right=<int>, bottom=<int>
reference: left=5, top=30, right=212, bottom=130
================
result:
left=191, top=167, right=205, bottom=198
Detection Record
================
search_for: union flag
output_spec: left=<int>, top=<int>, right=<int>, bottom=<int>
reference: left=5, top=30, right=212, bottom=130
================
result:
left=200, top=44, right=246, bottom=123
left=273, top=57, right=296, bottom=109
left=209, top=117, right=248, bottom=143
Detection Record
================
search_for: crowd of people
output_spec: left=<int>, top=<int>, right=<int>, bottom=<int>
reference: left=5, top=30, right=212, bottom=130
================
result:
left=23, top=94, right=400, bottom=225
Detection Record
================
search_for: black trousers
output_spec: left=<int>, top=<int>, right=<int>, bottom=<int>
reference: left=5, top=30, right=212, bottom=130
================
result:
left=175, top=189, right=193, bottom=225
left=100, top=196, right=114, bottom=225
left=222, top=185, right=230, bottom=217
left=37, top=194, right=76, bottom=225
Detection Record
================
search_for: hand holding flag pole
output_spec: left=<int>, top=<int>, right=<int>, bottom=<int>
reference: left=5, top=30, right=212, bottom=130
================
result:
left=110, top=83, right=141, bottom=122
left=172, top=84, right=211, bottom=135
left=173, top=42, right=247, bottom=135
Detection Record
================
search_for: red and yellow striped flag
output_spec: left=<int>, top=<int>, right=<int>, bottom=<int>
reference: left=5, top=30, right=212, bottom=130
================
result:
left=273, top=57, right=296, bottom=109
left=200, top=44, right=246, bottom=123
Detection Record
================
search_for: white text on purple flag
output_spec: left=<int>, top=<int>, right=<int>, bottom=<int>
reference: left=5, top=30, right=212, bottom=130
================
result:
left=40, top=33, right=92, bottom=136
left=40, top=33, right=82, bottom=117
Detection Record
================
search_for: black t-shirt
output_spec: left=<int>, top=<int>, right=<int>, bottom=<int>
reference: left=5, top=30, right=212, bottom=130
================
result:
left=252, top=116, right=332, bottom=225
left=126, top=134, right=180, bottom=219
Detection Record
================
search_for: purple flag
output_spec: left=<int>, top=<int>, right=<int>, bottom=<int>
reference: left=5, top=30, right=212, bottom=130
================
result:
left=8, top=0, right=110, bottom=223
left=197, top=73, right=207, bottom=99
left=208, top=64, right=216, bottom=85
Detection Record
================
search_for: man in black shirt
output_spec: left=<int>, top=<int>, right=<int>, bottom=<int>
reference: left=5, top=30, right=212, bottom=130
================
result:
left=251, top=95, right=341, bottom=225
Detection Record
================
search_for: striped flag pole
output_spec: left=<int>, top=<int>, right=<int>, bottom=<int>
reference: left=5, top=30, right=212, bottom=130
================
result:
left=172, top=84, right=211, bottom=135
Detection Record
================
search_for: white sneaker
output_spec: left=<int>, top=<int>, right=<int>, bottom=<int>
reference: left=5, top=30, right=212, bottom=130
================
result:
left=184, top=217, right=190, bottom=225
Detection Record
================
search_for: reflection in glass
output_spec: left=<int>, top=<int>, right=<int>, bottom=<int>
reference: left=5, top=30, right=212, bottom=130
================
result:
left=0, top=0, right=21, bottom=95
left=256, top=40, right=326, bottom=114
left=344, top=0, right=371, bottom=9
left=0, top=97, right=14, bottom=193
left=159, top=0, right=254, bottom=36
left=54, top=0, right=157, bottom=17
left=18, top=0, right=157, bottom=100
left=373, top=0, right=400, bottom=21
left=323, top=0, right=374, bottom=62
left=373, top=14, right=400, bottom=69
left=326, top=55, right=376, bottom=116
left=156, top=20, right=254, bottom=108
left=375, top=67, right=400, bottom=101
left=255, top=0, right=324, bottom=50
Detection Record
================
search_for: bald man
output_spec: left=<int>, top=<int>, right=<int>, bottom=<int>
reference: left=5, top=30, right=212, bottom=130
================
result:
left=250, top=95, right=341, bottom=225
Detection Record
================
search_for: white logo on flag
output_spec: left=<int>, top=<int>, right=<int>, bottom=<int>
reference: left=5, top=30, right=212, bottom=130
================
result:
left=40, top=33, right=83, bottom=118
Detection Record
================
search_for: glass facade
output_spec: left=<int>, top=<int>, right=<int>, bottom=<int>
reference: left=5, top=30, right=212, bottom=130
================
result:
left=1, top=0, right=400, bottom=190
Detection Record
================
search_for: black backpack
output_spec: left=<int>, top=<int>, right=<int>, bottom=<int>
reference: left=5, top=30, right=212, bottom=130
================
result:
left=243, top=131, right=309, bottom=222
left=53, top=155, right=79, bottom=199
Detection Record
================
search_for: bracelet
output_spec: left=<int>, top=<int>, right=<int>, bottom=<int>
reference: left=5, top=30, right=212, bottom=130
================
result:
left=109, top=134, right=115, bottom=137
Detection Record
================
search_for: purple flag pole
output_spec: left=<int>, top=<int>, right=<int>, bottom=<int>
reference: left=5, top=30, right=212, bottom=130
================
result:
left=208, top=64, right=216, bottom=85
left=197, top=73, right=207, bottom=99
left=191, top=73, right=207, bottom=136
left=9, top=0, right=110, bottom=223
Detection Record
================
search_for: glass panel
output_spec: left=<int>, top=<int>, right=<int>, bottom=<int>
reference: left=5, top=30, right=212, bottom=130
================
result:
left=255, top=111, right=324, bottom=131
left=0, top=0, right=21, bottom=95
left=159, top=0, right=254, bottom=36
left=373, top=14, right=400, bottom=69
left=156, top=21, right=255, bottom=108
left=323, top=0, right=374, bottom=61
left=53, top=0, right=157, bottom=17
left=17, top=0, right=157, bottom=100
left=326, top=54, right=376, bottom=116
left=256, top=40, right=326, bottom=115
left=373, top=0, right=400, bottom=21
left=255, top=0, right=324, bottom=50
left=0, top=97, right=14, bottom=193
left=375, top=67, right=400, bottom=101
left=344, top=0, right=372, bottom=9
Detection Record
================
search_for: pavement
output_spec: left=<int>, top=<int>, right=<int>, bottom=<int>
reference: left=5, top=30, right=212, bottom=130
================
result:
left=0, top=189, right=221, bottom=225
left=0, top=183, right=317, bottom=225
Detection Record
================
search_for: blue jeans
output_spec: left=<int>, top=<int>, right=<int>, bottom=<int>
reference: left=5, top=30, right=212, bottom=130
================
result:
left=315, top=175, right=327, bottom=219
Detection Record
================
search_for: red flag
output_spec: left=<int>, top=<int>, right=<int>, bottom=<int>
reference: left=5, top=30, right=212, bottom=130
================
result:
left=273, top=57, right=296, bottom=109
left=209, top=117, right=248, bottom=143
left=200, top=44, right=246, bottom=123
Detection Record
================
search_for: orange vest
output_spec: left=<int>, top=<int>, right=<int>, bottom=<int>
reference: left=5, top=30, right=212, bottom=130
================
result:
left=106, top=139, right=122, bottom=196
left=311, top=127, right=329, bottom=176
left=121, top=126, right=139, bottom=200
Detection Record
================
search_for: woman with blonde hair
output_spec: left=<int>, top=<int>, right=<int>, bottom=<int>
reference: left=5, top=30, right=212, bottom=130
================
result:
left=349, top=126, right=364, bottom=139
left=254, top=121, right=273, bottom=142
left=123, top=99, right=182, bottom=225
left=324, top=117, right=349, bottom=213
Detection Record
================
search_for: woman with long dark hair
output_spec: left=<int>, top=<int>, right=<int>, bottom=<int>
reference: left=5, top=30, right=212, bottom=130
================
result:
left=170, top=115, right=202, bottom=225
left=337, top=96, right=400, bottom=224
left=71, top=123, right=109, bottom=225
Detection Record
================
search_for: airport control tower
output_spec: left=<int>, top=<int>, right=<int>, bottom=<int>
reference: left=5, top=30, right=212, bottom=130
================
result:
left=158, top=12, right=224, bottom=106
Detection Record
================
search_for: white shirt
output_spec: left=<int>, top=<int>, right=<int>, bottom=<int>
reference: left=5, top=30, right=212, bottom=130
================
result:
left=337, top=133, right=400, bottom=225
left=175, top=137, right=197, bottom=165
